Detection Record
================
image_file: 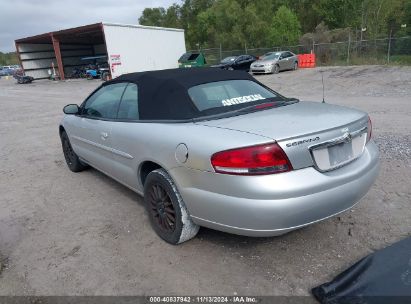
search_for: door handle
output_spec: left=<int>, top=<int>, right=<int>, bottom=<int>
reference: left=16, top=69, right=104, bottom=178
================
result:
left=100, top=132, right=109, bottom=140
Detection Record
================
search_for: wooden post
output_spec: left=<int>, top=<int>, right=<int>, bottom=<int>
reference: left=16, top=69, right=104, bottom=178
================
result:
left=51, top=34, right=65, bottom=80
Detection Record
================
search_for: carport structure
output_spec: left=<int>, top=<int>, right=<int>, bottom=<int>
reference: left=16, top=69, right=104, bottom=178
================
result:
left=15, top=23, right=107, bottom=80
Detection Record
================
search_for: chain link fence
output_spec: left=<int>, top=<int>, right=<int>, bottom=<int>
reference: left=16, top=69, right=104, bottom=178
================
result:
left=192, top=36, right=411, bottom=66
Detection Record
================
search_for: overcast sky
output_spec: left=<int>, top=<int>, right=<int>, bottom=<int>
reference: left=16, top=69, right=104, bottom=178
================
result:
left=0, top=0, right=176, bottom=52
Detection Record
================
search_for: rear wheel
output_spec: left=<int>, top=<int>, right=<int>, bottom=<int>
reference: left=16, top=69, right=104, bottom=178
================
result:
left=272, top=64, right=279, bottom=74
left=144, top=169, right=199, bottom=244
left=61, top=131, right=88, bottom=172
left=293, top=62, right=298, bottom=70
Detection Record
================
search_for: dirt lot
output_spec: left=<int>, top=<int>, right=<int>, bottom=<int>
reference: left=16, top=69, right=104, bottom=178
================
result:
left=0, top=65, right=410, bottom=297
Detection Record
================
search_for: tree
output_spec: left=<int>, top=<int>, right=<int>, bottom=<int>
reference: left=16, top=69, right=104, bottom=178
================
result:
left=138, top=5, right=182, bottom=29
left=313, top=0, right=362, bottom=29
left=270, top=6, right=301, bottom=46
left=180, top=0, right=215, bottom=49
left=163, top=4, right=182, bottom=29
left=137, top=0, right=406, bottom=50
left=0, top=52, right=18, bottom=66
left=138, top=7, right=167, bottom=27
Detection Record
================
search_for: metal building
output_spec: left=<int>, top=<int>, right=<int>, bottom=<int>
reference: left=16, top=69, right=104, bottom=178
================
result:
left=15, top=22, right=186, bottom=80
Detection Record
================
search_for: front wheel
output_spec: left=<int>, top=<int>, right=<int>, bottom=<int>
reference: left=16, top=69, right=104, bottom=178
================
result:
left=144, top=169, right=199, bottom=244
left=61, top=131, right=88, bottom=172
left=272, top=64, right=279, bottom=74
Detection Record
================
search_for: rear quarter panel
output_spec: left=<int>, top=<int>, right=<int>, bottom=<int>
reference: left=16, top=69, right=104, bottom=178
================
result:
left=108, top=121, right=273, bottom=191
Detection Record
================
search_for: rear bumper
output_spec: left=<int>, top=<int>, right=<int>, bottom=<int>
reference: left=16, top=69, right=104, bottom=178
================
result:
left=170, top=141, right=380, bottom=237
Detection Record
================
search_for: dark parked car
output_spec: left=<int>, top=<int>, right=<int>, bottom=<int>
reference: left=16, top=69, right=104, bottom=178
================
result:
left=211, top=55, right=256, bottom=71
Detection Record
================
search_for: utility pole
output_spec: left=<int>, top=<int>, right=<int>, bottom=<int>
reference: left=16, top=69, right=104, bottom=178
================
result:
left=360, top=1, right=365, bottom=43
left=219, top=43, right=222, bottom=61
left=347, top=31, right=351, bottom=65
left=387, top=28, right=393, bottom=64
left=245, top=42, right=248, bottom=54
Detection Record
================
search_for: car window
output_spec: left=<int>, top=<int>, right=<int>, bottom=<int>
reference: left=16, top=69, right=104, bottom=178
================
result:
left=83, top=83, right=127, bottom=119
left=221, top=56, right=236, bottom=63
left=188, top=80, right=279, bottom=111
left=117, top=83, right=139, bottom=120
left=262, top=53, right=280, bottom=60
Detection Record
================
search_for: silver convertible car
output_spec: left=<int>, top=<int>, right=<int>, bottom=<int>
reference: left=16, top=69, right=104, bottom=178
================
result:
left=60, top=68, right=379, bottom=244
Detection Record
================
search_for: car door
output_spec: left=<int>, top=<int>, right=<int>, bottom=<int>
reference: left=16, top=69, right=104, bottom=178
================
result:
left=277, top=53, right=288, bottom=71
left=109, top=83, right=143, bottom=190
left=68, top=83, right=127, bottom=174
left=234, top=56, right=245, bottom=70
left=240, top=56, right=251, bottom=70
left=286, top=52, right=295, bottom=69
left=244, top=55, right=255, bottom=71
left=239, top=55, right=250, bottom=70
left=284, top=52, right=294, bottom=69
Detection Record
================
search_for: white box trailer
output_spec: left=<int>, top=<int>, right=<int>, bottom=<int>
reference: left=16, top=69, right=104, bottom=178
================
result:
left=103, top=23, right=186, bottom=78
left=15, top=22, right=186, bottom=80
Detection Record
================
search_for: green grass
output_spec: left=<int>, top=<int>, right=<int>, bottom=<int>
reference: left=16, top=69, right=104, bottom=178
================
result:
left=389, top=55, right=411, bottom=65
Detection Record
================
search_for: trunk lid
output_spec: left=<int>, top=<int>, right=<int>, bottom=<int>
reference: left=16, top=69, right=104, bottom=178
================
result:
left=196, top=101, right=369, bottom=170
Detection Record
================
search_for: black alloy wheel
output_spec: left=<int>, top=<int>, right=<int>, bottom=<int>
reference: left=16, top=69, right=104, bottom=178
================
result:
left=144, top=169, right=199, bottom=244
left=147, top=184, right=176, bottom=232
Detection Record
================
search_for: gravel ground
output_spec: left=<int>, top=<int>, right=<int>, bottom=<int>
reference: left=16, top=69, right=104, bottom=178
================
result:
left=0, top=65, right=410, bottom=297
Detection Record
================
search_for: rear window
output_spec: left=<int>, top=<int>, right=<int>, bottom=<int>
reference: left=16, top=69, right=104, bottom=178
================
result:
left=188, top=80, right=280, bottom=112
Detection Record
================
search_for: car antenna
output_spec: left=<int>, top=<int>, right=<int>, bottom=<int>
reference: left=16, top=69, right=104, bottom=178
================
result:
left=321, top=70, right=325, bottom=103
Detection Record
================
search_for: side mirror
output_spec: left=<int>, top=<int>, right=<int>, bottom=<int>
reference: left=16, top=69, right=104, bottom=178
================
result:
left=63, top=104, right=79, bottom=115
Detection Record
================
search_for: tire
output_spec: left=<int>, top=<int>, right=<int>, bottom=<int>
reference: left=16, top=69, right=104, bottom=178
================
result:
left=227, top=67, right=234, bottom=71
left=293, top=62, right=298, bottom=70
left=60, top=131, right=88, bottom=172
left=272, top=64, right=279, bottom=74
left=144, top=169, right=199, bottom=244
left=86, top=74, right=93, bottom=80
left=101, top=72, right=110, bottom=82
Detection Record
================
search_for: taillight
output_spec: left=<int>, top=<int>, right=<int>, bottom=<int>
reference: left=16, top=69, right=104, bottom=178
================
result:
left=367, top=116, right=372, bottom=143
left=211, top=143, right=293, bottom=175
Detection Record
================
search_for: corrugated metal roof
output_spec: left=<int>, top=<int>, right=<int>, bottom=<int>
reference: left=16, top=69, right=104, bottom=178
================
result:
left=103, top=22, right=184, bottom=32
left=15, top=22, right=184, bottom=44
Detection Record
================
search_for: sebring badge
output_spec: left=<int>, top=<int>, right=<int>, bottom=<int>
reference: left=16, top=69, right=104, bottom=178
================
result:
left=286, top=136, right=320, bottom=147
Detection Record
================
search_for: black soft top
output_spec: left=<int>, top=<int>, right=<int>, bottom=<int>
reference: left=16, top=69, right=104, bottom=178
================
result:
left=107, top=67, right=257, bottom=120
